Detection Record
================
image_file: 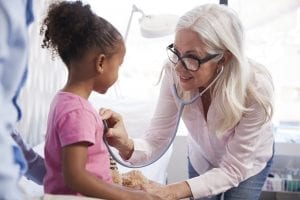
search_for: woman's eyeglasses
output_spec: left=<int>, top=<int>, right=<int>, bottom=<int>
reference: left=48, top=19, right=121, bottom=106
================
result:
left=166, top=43, right=219, bottom=72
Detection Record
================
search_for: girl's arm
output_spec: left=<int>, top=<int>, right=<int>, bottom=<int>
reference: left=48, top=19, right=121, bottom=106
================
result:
left=62, top=142, right=162, bottom=200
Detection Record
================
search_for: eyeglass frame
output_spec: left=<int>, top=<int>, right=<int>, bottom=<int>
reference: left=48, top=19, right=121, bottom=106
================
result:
left=166, top=43, right=219, bottom=72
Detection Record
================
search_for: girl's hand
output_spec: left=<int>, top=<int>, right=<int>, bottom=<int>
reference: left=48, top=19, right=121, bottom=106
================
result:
left=99, top=108, right=134, bottom=160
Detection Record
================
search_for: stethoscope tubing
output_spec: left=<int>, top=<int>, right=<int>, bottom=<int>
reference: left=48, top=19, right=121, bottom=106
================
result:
left=103, top=66, right=223, bottom=168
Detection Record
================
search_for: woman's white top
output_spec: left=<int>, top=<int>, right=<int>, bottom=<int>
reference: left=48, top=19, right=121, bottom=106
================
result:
left=128, top=61, right=274, bottom=198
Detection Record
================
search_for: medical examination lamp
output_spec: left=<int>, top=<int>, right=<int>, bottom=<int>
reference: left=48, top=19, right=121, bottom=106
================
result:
left=124, top=4, right=179, bottom=41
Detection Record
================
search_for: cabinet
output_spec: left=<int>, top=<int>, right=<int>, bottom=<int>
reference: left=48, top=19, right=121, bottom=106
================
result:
left=260, top=143, right=300, bottom=200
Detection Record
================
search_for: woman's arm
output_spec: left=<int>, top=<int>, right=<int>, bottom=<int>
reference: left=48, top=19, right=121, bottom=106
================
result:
left=185, top=99, right=274, bottom=198
left=62, top=142, right=162, bottom=200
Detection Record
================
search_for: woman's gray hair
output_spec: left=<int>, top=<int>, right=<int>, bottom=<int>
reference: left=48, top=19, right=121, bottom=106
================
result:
left=174, top=4, right=273, bottom=135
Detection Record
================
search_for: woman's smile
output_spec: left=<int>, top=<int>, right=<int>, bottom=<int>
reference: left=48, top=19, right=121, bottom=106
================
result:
left=179, top=74, right=193, bottom=83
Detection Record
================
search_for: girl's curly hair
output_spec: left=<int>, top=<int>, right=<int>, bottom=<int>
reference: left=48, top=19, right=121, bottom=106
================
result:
left=40, top=0, right=123, bottom=65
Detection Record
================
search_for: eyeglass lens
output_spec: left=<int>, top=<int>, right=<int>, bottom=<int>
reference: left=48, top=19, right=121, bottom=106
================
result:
left=167, top=49, right=200, bottom=71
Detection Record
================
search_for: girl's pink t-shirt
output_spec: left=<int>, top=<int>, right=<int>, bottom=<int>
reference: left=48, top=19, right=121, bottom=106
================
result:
left=44, top=92, right=112, bottom=195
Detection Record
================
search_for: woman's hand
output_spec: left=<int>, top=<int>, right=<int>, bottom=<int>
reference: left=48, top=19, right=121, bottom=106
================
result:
left=125, top=189, right=164, bottom=200
left=142, top=180, right=192, bottom=200
left=99, top=108, right=134, bottom=160
left=142, top=181, right=177, bottom=200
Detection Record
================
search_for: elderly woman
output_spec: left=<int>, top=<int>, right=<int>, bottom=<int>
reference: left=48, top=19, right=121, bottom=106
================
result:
left=101, top=3, right=274, bottom=200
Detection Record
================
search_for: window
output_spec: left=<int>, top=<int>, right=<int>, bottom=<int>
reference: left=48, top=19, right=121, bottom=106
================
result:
left=230, top=0, right=300, bottom=143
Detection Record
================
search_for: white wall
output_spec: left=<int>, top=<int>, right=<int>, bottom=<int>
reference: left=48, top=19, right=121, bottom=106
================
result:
left=166, top=136, right=188, bottom=183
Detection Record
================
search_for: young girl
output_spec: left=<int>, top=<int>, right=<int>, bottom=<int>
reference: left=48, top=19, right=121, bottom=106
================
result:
left=41, top=1, right=161, bottom=199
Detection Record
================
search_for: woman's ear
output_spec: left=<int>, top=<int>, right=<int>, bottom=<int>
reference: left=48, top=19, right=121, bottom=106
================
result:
left=96, top=54, right=105, bottom=74
left=218, top=50, right=232, bottom=65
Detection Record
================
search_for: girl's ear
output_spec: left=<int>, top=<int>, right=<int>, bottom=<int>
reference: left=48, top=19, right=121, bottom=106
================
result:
left=96, top=54, right=105, bottom=73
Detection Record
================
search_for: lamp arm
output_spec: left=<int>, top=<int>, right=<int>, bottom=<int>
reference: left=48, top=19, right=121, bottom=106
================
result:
left=124, top=4, right=145, bottom=41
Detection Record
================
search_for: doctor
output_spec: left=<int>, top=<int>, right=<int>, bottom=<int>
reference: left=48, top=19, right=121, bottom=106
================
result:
left=101, top=3, right=274, bottom=200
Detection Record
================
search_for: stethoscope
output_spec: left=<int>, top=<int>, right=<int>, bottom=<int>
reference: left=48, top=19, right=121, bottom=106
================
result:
left=103, top=66, right=224, bottom=168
